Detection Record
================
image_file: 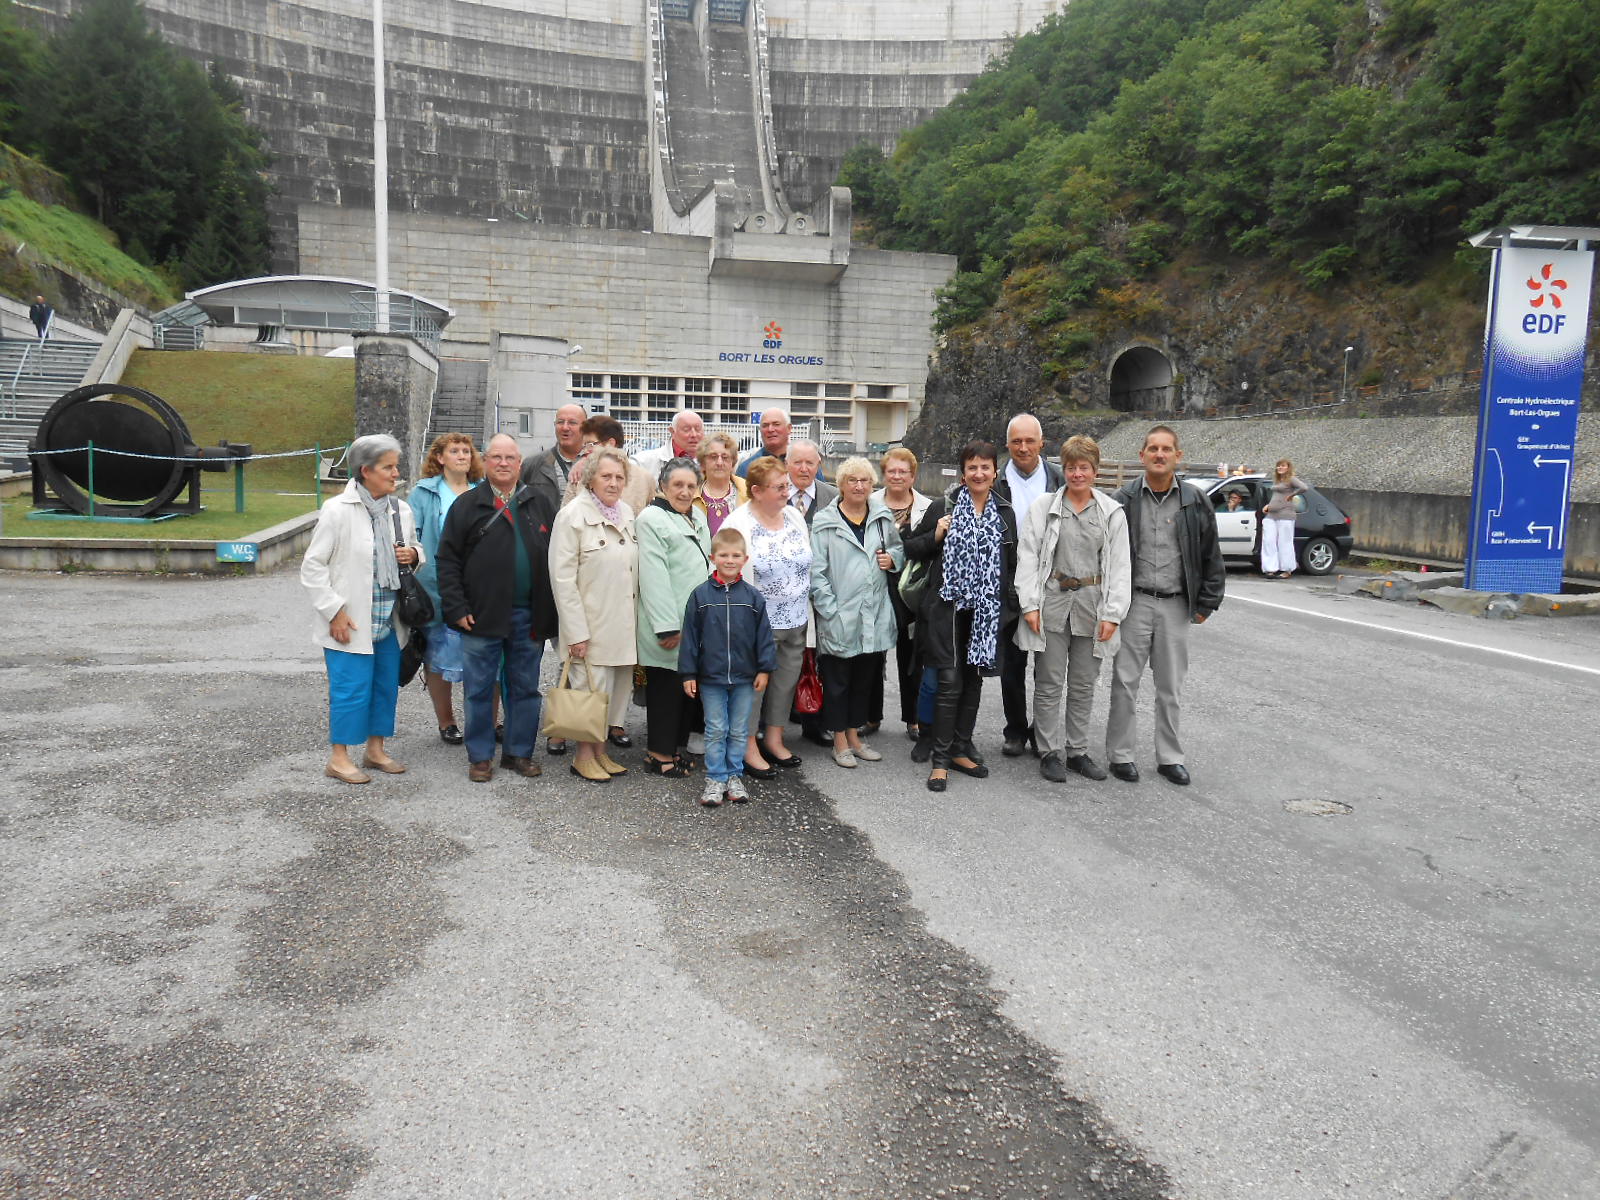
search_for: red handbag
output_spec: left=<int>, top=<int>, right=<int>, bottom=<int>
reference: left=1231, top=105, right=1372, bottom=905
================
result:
left=794, top=648, right=824, bottom=715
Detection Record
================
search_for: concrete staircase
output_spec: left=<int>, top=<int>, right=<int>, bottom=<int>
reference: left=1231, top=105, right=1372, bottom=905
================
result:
left=428, top=357, right=488, bottom=443
left=0, top=338, right=101, bottom=470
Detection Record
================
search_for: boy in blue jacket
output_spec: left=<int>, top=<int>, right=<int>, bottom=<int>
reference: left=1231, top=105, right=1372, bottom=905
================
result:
left=680, top=528, right=777, bottom=807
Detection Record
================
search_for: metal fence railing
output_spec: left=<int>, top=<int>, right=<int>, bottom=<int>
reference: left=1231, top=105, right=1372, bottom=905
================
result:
left=350, top=291, right=441, bottom=354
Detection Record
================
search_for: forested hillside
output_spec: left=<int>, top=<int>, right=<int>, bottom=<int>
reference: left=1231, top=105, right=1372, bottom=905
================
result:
left=0, top=0, right=272, bottom=293
left=839, top=0, right=1597, bottom=423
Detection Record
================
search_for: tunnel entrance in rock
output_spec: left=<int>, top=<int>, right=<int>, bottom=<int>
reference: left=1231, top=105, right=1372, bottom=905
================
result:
left=1109, top=346, right=1174, bottom=411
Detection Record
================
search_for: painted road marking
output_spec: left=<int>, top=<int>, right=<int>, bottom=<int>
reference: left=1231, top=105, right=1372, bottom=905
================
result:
left=1232, top=593, right=1600, bottom=679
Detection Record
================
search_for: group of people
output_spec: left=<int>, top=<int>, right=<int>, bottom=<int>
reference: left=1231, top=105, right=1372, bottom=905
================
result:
left=301, top=406, right=1228, bottom=804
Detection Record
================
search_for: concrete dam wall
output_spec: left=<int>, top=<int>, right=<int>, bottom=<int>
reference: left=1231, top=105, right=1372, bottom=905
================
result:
left=19, top=0, right=1059, bottom=267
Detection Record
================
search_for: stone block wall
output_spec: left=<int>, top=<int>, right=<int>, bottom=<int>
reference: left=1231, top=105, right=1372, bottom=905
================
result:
left=354, top=333, right=439, bottom=480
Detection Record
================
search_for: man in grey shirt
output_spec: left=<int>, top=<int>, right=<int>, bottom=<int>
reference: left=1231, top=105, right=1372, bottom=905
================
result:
left=1105, top=425, right=1225, bottom=786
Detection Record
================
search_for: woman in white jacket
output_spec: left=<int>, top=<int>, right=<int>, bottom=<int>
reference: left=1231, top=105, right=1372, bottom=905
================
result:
left=1014, top=435, right=1131, bottom=785
left=301, top=434, right=423, bottom=784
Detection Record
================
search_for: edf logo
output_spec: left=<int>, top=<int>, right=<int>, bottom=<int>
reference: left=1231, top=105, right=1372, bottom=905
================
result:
left=762, top=320, right=783, bottom=349
left=1524, top=263, right=1569, bottom=333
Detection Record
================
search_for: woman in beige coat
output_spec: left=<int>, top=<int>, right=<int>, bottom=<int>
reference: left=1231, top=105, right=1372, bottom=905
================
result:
left=549, top=447, right=640, bottom=782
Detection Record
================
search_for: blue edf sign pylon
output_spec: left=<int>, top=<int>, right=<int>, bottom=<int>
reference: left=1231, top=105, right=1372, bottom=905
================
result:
left=1466, top=226, right=1599, bottom=593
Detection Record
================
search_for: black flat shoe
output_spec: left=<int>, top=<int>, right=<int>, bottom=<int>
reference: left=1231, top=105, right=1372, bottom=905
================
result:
left=905, top=723, right=922, bottom=742
left=1110, top=761, right=1140, bottom=783
left=950, top=757, right=989, bottom=779
left=767, top=753, right=802, bottom=769
left=1065, top=754, right=1108, bottom=781
left=644, top=756, right=691, bottom=778
left=909, top=736, right=933, bottom=764
left=546, top=738, right=568, bottom=756
left=742, top=759, right=778, bottom=780
left=438, top=725, right=464, bottom=745
left=607, top=729, right=633, bottom=749
left=926, top=771, right=948, bottom=793
left=1157, top=763, right=1191, bottom=786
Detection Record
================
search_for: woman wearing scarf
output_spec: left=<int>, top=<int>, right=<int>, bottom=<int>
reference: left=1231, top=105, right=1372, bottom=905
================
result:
left=549, top=447, right=640, bottom=782
left=635, top=457, right=712, bottom=777
left=902, top=440, right=1019, bottom=793
left=301, top=434, right=424, bottom=785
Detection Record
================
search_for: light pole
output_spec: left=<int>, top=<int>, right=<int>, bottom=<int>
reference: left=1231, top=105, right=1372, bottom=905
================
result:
left=1341, top=345, right=1354, bottom=400
left=372, top=0, right=390, bottom=333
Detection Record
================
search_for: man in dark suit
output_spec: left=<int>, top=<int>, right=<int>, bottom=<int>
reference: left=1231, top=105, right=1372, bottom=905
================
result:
left=786, top=439, right=837, bottom=523
left=519, top=403, right=586, bottom=512
left=992, top=413, right=1065, bottom=756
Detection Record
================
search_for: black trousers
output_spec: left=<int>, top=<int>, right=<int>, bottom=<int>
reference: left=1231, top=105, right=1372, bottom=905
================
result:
left=893, top=624, right=920, bottom=724
left=999, top=618, right=1030, bottom=741
left=819, top=651, right=885, bottom=735
left=932, top=609, right=984, bottom=767
left=644, top=666, right=700, bottom=757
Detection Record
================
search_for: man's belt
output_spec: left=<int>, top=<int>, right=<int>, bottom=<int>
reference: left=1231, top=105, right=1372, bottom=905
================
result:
left=1052, top=573, right=1102, bottom=591
left=1134, top=586, right=1183, bottom=599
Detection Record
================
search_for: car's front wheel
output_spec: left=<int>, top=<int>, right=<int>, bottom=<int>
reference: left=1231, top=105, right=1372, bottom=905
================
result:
left=1300, top=536, right=1339, bottom=575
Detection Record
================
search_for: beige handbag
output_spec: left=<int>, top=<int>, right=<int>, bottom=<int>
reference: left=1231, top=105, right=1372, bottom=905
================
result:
left=542, top=660, right=610, bottom=742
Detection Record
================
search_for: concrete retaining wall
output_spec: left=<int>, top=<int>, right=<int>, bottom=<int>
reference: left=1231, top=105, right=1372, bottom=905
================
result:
left=0, top=510, right=319, bottom=574
left=354, top=333, right=439, bottom=480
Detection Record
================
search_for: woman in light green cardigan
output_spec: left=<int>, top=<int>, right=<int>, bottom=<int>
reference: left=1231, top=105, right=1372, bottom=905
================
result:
left=635, top=457, right=713, bottom=776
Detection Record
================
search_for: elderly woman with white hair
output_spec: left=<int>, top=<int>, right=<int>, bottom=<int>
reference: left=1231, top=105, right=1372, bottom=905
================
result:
left=301, top=433, right=423, bottom=784
left=549, top=446, right=640, bottom=782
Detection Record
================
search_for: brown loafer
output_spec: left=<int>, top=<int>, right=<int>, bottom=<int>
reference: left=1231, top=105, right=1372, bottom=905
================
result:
left=468, top=760, right=494, bottom=783
left=325, top=763, right=371, bottom=785
left=361, top=755, right=407, bottom=774
left=500, top=755, right=542, bottom=778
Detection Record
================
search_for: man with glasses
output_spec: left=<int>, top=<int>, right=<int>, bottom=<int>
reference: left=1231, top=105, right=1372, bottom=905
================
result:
left=521, top=403, right=587, bottom=512
left=439, top=435, right=559, bottom=783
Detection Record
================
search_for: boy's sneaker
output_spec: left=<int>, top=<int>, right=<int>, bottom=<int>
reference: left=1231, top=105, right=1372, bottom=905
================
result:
left=699, top=778, right=724, bottom=807
left=726, top=776, right=750, bottom=803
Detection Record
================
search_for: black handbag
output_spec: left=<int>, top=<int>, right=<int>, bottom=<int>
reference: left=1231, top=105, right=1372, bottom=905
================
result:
left=398, top=625, right=427, bottom=687
left=390, top=504, right=435, bottom=628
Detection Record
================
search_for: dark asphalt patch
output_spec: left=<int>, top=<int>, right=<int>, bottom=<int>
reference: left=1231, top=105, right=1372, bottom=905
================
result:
left=0, top=1027, right=370, bottom=1199
left=236, top=817, right=468, bottom=1011
left=544, top=766, right=1175, bottom=1199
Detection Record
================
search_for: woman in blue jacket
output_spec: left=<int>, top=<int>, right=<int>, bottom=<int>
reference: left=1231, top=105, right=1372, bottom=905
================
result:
left=408, top=433, right=483, bottom=744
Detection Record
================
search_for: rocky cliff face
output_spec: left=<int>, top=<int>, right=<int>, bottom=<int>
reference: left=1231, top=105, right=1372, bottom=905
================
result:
left=907, top=253, right=1600, bottom=463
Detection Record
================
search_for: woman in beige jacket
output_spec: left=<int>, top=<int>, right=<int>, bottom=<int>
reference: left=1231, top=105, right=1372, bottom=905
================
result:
left=549, top=447, right=640, bottom=782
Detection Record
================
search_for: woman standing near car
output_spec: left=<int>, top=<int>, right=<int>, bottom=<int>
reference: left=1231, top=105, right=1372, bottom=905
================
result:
left=1262, top=458, right=1308, bottom=578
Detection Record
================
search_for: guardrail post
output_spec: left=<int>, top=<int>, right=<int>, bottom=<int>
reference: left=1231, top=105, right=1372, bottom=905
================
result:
left=235, top=457, right=246, bottom=514
left=86, top=439, right=96, bottom=518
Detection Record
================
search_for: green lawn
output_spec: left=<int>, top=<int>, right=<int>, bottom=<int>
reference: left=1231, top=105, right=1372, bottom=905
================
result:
left=2, top=486, right=327, bottom=540
left=119, top=350, right=355, bottom=488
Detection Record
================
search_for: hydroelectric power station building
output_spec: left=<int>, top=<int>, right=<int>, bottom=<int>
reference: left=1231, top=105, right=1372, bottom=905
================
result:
left=25, top=0, right=1062, bottom=448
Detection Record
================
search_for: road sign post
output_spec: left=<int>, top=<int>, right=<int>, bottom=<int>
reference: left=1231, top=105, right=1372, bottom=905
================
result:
left=1466, top=226, right=1599, bottom=593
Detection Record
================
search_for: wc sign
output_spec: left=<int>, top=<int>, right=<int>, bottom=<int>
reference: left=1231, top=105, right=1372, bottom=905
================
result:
left=1466, top=239, right=1595, bottom=593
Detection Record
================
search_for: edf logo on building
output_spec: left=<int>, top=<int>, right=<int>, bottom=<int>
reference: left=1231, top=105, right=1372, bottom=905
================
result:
left=1523, top=263, right=1569, bottom=334
left=762, top=320, right=783, bottom=349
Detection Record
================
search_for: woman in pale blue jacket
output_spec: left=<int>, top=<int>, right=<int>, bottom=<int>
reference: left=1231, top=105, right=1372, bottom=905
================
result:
left=809, top=457, right=904, bottom=768
left=407, top=433, right=483, bottom=745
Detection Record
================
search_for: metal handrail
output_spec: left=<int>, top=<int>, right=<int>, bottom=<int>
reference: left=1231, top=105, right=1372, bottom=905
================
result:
left=3, top=340, right=38, bottom=419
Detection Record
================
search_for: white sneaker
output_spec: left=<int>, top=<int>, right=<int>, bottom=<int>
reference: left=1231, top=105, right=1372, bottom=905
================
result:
left=853, top=743, right=882, bottom=762
left=687, top=732, right=706, bottom=755
left=699, top=778, right=724, bottom=807
left=832, top=748, right=858, bottom=768
left=726, top=776, right=750, bottom=803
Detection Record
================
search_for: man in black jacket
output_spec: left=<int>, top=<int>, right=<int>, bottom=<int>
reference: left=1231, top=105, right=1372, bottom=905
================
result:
left=1104, top=424, right=1225, bottom=786
left=437, top=434, right=559, bottom=782
left=993, top=413, right=1064, bottom=756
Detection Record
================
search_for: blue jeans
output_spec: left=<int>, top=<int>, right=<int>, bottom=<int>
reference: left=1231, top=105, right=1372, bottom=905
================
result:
left=461, top=608, right=544, bottom=763
left=699, top=682, right=754, bottom=783
left=324, top=631, right=400, bottom=745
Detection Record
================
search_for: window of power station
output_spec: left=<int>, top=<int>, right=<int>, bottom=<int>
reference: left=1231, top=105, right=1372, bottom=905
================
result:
left=570, top=374, right=906, bottom=434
